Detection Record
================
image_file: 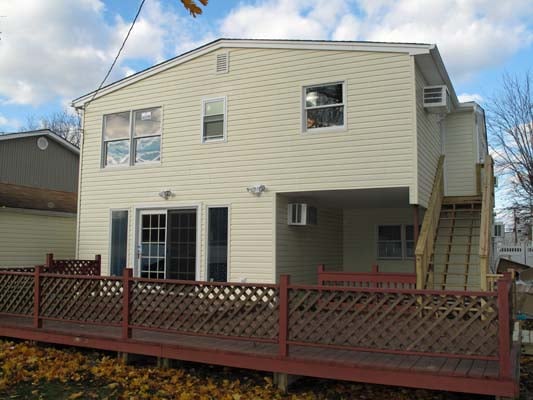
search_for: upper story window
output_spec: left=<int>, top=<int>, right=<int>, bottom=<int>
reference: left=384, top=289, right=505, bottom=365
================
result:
left=303, top=82, right=345, bottom=132
left=202, top=97, right=226, bottom=143
left=103, top=107, right=161, bottom=167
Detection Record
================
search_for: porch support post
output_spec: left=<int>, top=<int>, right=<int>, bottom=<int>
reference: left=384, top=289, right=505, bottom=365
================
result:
left=33, top=265, right=43, bottom=329
left=413, top=205, right=420, bottom=271
left=279, top=274, right=290, bottom=358
left=122, top=268, right=133, bottom=340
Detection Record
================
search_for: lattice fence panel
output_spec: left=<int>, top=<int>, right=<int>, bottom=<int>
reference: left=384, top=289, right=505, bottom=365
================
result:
left=130, top=281, right=279, bottom=340
left=50, top=260, right=100, bottom=275
left=40, top=276, right=122, bottom=324
left=0, top=273, right=34, bottom=315
left=288, top=288, right=499, bottom=357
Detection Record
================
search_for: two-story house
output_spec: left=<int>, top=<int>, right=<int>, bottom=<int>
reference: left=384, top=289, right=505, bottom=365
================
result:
left=0, top=129, right=79, bottom=266
left=72, top=39, right=490, bottom=290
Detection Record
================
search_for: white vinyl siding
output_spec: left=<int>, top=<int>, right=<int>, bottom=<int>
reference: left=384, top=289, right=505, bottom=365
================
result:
left=415, top=64, right=441, bottom=208
left=445, top=110, right=477, bottom=196
left=344, top=208, right=416, bottom=273
left=276, top=195, right=343, bottom=284
left=78, top=47, right=417, bottom=281
left=0, top=210, right=76, bottom=267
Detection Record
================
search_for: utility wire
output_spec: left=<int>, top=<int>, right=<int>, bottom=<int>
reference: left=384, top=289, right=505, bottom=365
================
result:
left=87, top=0, right=147, bottom=105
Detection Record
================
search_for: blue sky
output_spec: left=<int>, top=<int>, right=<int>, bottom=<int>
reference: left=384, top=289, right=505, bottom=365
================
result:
left=0, top=0, right=532, bottom=132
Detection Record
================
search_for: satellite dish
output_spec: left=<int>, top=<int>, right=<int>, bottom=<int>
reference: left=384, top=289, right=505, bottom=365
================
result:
left=37, top=137, right=49, bottom=150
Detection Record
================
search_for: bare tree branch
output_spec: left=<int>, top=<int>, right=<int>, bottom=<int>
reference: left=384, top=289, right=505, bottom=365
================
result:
left=19, top=110, right=81, bottom=147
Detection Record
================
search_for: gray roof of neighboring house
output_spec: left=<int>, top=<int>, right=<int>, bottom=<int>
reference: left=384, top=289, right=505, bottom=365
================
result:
left=0, top=129, right=79, bottom=155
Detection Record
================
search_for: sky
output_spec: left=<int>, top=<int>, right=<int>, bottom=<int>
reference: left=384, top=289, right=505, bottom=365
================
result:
left=0, top=0, right=532, bottom=133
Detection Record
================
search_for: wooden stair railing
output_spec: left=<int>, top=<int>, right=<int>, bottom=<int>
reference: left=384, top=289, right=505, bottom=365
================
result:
left=479, top=155, right=495, bottom=290
left=415, top=156, right=445, bottom=289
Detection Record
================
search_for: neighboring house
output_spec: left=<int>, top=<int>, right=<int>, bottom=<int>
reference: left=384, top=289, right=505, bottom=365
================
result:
left=72, top=39, right=490, bottom=289
left=0, top=129, right=79, bottom=266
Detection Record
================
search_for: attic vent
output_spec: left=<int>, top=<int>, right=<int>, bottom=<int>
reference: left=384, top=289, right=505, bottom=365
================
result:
left=423, top=85, right=451, bottom=114
left=216, top=53, right=229, bottom=74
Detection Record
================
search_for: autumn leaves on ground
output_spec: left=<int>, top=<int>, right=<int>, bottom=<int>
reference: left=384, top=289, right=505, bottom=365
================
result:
left=0, top=340, right=528, bottom=400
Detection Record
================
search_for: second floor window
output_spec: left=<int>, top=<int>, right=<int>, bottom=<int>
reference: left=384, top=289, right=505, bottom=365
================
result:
left=202, top=97, right=226, bottom=142
left=304, top=82, right=345, bottom=132
left=103, top=107, right=161, bottom=167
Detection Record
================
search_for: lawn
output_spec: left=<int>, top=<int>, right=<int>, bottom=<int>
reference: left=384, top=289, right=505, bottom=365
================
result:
left=0, top=340, right=530, bottom=399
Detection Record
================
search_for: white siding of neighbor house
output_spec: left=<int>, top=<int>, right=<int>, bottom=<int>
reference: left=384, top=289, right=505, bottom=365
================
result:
left=78, top=47, right=418, bottom=282
left=0, top=210, right=76, bottom=266
left=444, top=110, right=477, bottom=196
left=415, top=64, right=441, bottom=208
left=343, top=207, right=418, bottom=273
left=276, top=195, right=343, bottom=284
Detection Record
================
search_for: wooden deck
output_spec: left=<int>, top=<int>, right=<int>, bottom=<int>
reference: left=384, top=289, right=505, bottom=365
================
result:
left=0, top=269, right=521, bottom=398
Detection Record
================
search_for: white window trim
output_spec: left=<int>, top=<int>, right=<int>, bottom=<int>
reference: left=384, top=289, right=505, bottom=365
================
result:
left=101, top=106, right=163, bottom=168
left=201, top=96, right=227, bottom=144
left=205, top=204, right=231, bottom=282
left=376, top=224, right=415, bottom=260
left=301, top=81, right=347, bottom=134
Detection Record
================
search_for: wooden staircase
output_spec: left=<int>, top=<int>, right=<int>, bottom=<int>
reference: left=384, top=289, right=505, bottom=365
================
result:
left=430, top=197, right=482, bottom=290
left=416, top=154, right=494, bottom=291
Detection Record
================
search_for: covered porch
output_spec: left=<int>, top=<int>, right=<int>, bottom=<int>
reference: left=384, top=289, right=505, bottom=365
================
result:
left=276, top=187, right=422, bottom=284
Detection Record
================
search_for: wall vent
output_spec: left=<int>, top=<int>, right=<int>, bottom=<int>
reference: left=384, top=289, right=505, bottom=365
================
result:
left=216, top=53, right=229, bottom=74
left=288, top=203, right=317, bottom=226
left=423, top=85, right=451, bottom=114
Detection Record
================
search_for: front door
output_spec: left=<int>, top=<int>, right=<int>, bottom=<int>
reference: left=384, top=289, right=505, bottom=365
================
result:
left=138, top=209, right=197, bottom=280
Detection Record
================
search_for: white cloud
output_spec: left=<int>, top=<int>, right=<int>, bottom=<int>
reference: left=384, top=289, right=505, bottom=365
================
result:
left=458, top=93, right=484, bottom=103
left=0, top=113, right=21, bottom=131
left=0, top=0, right=196, bottom=106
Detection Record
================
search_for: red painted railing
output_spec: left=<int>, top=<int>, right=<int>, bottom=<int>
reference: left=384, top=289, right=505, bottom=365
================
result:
left=1, top=254, right=101, bottom=276
left=317, top=264, right=417, bottom=289
left=0, top=270, right=515, bottom=380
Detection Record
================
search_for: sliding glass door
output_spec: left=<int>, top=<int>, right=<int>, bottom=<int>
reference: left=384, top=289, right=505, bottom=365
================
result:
left=138, top=208, right=197, bottom=280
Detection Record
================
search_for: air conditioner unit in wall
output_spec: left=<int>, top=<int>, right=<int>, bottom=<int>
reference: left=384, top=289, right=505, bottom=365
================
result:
left=423, top=85, right=451, bottom=114
left=288, top=203, right=317, bottom=226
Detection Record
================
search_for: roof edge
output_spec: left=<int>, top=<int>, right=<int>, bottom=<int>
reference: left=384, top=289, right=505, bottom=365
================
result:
left=72, top=38, right=434, bottom=107
left=0, top=129, right=80, bottom=155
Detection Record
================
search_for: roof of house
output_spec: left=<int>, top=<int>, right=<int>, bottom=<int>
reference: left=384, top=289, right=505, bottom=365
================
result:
left=72, top=38, right=470, bottom=110
left=0, top=129, right=79, bottom=155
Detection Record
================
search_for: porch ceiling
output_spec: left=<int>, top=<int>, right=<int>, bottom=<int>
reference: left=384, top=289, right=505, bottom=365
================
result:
left=280, top=187, right=410, bottom=209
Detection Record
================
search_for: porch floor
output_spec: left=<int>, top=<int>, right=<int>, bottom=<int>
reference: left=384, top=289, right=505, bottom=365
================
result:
left=0, top=315, right=514, bottom=397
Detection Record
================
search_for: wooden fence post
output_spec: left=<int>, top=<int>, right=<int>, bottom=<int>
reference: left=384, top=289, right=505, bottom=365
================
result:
left=279, top=274, right=290, bottom=358
left=317, top=265, right=325, bottom=286
left=497, top=272, right=513, bottom=379
left=33, top=265, right=43, bottom=329
left=122, top=268, right=133, bottom=340
left=95, top=254, right=102, bottom=275
left=45, top=253, right=53, bottom=272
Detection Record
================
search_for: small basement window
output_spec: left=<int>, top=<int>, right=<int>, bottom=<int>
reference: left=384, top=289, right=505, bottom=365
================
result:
left=303, top=82, right=345, bottom=132
left=377, top=225, right=417, bottom=260
left=202, top=97, right=226, bottom=142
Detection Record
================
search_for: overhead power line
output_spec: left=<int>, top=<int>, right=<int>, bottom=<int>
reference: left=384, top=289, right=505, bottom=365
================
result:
left=87, top=0, right=146, bottom=105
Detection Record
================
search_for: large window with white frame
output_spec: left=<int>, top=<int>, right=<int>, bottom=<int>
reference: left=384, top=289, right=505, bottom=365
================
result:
left=202, top=97, right=226, bottom=142
left=102, top=107, right=162, bottom=167
left=303, top=82, right=345, bottom=132
left=377, top=224, right=416, bottom=260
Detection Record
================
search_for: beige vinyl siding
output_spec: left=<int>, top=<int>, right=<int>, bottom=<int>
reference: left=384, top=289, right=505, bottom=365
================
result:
left=444, top=111, right=477, bottom=196
left=275, top=195, right=343, bottom=284
left=343, top=208, right=417, bottom=273
left=0, top=209, right=76, bottom=266
left=78, top=47, right=417, bottom=281
left=415, top=64, right=441, bottom=207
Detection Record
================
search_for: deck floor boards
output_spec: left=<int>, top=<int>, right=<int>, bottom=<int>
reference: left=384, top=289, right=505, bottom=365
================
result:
left=0, top=315, right=501, bottom=380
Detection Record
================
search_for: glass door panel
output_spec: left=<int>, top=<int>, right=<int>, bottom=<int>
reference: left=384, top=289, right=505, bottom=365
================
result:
left=166, top=210, right=197, bottom=280
left=139, top=211, right=166, bottom=279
